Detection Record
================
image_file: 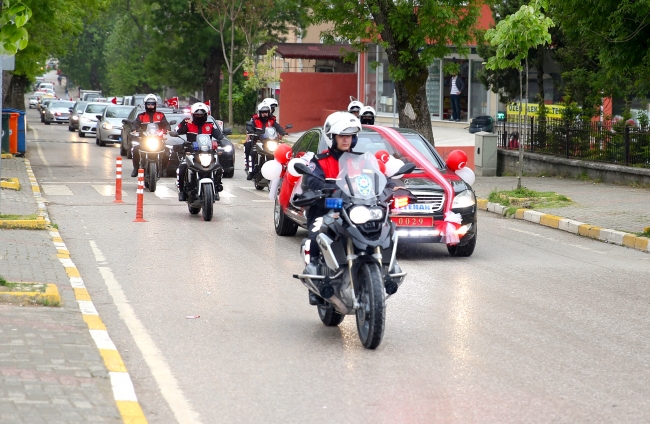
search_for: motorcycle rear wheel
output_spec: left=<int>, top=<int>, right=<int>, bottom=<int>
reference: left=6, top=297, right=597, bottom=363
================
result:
left=355, top=262, right=386, bottom=349
left=148, top=162, right=157, bottom=192
left=202, top=183, right=214, bottom=221
left=318, top=304, right=345, bottom=326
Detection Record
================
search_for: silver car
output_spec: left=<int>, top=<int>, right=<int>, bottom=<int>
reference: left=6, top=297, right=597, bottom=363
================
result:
left=78, top=103, right=108, bottom=137
left=43, top=100, right=75, bottom=125
left=96, top=105, right=135, bottom=146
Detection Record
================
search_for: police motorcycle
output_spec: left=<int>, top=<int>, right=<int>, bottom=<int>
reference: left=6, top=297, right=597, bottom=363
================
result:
left=128, top=122, right=175, bottom=192
left=169, top=132, right=223, bottom=222
left=292, top=152, right=416, bottom=349
left=249, top=125, right=292, bottom=190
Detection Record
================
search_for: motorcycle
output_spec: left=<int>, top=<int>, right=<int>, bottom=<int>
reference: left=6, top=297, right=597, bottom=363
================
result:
left=171, top=133, right=223, bottom=222
left=292, top=152, right=416, bottom=349
left=248, top=124, right=292, bottom=190
left=129, top=123, right=174, bottom=192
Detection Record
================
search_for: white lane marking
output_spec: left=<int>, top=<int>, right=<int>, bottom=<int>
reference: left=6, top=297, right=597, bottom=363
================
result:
left=153, top=185, right=178, bottom=199
left=78, top=300, right=98, bottom=315
left=507, top=227, right=606, bottom=254
left=238, top=186, right=269, bottom=198
left=89, top=329, right=118, bottom=350
left=91, top=184, right=128, bottom=197
left=89, top=240, right=107, bottom=264
left=41, top=184, right=74, bottom=195
left=90, top=241, right=200, bottom=423
left=69, top=277, right=86, bottom=289
left=219, top=191, right=236, bottom=198
left=109, top=372, right=138, bottom=402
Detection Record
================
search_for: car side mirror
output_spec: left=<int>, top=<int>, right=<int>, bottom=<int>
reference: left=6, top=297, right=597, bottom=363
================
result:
left=169, top=120, right=177, bottom=125
left=96, top=115, right=102, bottom=120
left=223, top=127, right=233, bottom=135
left=285, top=124, right=293, bottom=130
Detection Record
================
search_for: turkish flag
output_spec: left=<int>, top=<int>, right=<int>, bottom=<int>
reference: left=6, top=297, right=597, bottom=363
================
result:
left=111, top=97, right=117, bottom=104
left=205, top=100, right=211, bottom=115
left=167, top=97, right=179, bottom=108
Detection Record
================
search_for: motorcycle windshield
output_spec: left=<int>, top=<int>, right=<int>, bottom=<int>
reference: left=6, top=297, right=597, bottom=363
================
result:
left=145, top=123, right=159, bottom=136
left=264, top=127, right=278, bottom=140
left=336, top=152, right=386, bottom=203
left=197, top=134, right=211, bottom=152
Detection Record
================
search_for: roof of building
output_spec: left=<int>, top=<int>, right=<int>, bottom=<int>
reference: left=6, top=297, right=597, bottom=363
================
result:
left=257, top=43, right=355, bottom=60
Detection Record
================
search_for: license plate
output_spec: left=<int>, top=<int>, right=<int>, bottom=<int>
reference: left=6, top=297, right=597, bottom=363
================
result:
left=391, top=216, right=434, bottom=227
left=394, top=203, right=434, bottom=213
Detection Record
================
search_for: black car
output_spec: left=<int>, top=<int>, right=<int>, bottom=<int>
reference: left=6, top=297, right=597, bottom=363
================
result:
left=274, top=127, right=477, bottom=256
left=469, top=115, right=494, bottom=133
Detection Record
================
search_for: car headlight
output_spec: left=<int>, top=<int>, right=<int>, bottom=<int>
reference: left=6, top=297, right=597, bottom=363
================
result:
left=144, top=137, right=160, bottom=150
left=349, top=206, right=383, bottom=224
left=199, top=153, right=212, bottom=167
left=223, top=145, right=233, bottom=153
left=452, top=190, right=476, bottom=209
left=72, top=116, right=78, bottom=120
left=102, top=122, right=113, bottom=130
left=266, top=141, right=278, bottom=152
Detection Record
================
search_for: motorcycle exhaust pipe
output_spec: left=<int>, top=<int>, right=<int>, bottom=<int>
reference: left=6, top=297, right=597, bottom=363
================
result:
left=293, top=273, right=349, bottom=315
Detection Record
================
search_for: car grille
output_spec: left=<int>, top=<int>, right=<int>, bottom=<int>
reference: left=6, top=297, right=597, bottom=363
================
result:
left=411, top=191, right=444, bottom=212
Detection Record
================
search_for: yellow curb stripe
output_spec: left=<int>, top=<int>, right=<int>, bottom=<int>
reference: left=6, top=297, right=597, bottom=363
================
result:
left=73, top=288, right=91, bottom=301
left=540, top=214, right=562, bottom=229
left=514, top=209, right=525, bottom=219
left=65, top=267, right=80, bottom=277
left=622, top=234, right=637, bottom=247
left=100, top=349, right=128, bottom=373
left=45, top=284, right=61, bottom=305
left=115, top=401, right=148, bottom=424
left=476, top=199, right=488, bottom=210
left=588, top=226, right=601, bottom=239
left=83, top=315, right=107, bottom=330
left=57, top=248, right=70, bottom=255
left=634, top=237, right=649, bottom=251
left=52, top=236, right=63, bottom=243
left=57, top=253, right=70, bottom=259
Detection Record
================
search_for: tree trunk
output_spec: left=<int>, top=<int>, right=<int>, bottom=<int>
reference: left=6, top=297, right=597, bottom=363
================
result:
left=536, top=45, right=545, bottom=101
left=4, top=73, right=28, bottom=110
left=517, top=67, right=523, bottom=189
left=394, top=69, right=435, bottom=145
left=203, top=46, right=223, bottom=119
left=228, top=72, right=234, bottom=128
left=89, top=63, right=103, bottom=92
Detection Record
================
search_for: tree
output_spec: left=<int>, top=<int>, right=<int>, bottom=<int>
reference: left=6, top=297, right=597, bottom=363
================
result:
left=307, top=0, right=482, bottom=144
left=242, top=46, right=281, bottom=92
left=484, top=0, right=553, bottom=188
left=0, top=0, right=31, bottom=54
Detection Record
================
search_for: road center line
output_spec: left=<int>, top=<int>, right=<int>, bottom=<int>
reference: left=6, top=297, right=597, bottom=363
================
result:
left=90, top=241, right=202, bottom=424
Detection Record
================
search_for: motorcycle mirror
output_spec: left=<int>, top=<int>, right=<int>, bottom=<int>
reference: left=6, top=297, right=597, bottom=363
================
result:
left=223, top=128, right=233, bottom=135
left=285, top=124, right=293, bottom=129
left=95, top=115, right=102, bottom=120
left=397, top=163, right=416, bottom=175
left=169, top=131, right=178, bottom=137
left=294, top=163, right=312, bottom=176
left=68, top=108, right=73, bottom=112
left=169, top=120, right=177, bottom=125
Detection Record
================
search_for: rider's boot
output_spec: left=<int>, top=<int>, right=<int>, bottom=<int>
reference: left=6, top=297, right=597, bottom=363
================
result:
left=131, top=168, right=138, bottom=178
left=178, top=189, right=187, bottom=202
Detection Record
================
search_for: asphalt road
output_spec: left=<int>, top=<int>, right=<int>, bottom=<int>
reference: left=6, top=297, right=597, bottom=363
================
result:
left=25, top=104, right=650, bottom=423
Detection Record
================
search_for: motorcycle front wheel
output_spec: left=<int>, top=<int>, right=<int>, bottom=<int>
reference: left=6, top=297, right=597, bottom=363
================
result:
left=355, top=262, right=386, bottom=349
left=148, top=162, right=157, bottom=192
left=201, top=183, right=213, bottom=221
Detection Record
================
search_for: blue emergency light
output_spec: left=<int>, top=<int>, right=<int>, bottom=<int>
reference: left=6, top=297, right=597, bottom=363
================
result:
left=325, top=198, right=343, bottom=209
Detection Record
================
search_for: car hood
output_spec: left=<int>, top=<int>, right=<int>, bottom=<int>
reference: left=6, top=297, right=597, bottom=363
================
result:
left=104, top=117, right=124, bottom=126
left=401, top=168, right=471, bottom=193
left=48, top=107, right=71, bottom=113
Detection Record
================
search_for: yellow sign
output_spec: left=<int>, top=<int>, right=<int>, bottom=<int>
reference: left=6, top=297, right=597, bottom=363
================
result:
left=507, top=102, right=566, bottom=119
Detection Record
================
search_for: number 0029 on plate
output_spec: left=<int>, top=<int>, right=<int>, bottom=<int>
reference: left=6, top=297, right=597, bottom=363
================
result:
left=390, top=216, right=434, bottom=227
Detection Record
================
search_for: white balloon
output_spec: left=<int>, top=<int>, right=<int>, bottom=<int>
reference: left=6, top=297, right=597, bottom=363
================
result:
left=455, top=167, right=476, bottom=185
left=261, top=160, right=283, bottom=181
left=385, top=158, right=405, bottom=177
left=287, top=158, right=306, bottom=177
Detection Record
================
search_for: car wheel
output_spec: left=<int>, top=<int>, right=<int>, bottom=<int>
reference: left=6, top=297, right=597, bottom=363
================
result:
left=98, top=136, right=105, bottom=147
left=447, top=230, right=477, bottom=257
left=57, top=122, right=63, bottom=125
left=274, top=190, right=298, bottom=236
left=44, top=120, right=51, bottom=125
left=79, top=131, right=85, bottom=137
left=120, top=145, right=127, bottom=156
left=68, top=126, right=74, bottom=131
left=127, top=147, right=132, bottom=159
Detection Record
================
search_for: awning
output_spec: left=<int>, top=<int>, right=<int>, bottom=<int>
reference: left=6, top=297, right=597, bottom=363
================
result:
left=257, top=43, right=355, bottom=60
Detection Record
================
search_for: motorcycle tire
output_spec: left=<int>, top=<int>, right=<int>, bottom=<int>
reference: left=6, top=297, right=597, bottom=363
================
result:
left=148, top=162, right=157, bottom=192
left=254, top=174, right=264, bottom=191
left=223, top=169, right=234, bottom=178
left=120, top=145, right=127, bottom=156
left=274, top=192, right=298, bottom=236
left=201, top=183, right=214, bottom=221
left=68, top=126, right=74, bottom=132
left=318, top=304, right=345, bottom=327
left=355, top=262, right=386, bottom=349
left=188, top=204, right=200, bottom=215
left=44, top=120, right=51, bottom=125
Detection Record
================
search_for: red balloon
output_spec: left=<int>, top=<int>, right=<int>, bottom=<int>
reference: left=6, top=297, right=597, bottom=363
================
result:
left=378, top=160, right=386, bottom=175
left=296, top=151, right=306, bottom=158
left=446, top=150, right=467, bottom=171
left=286, top=173, right=300, bottom=185
left=274, top=144, right=293, bottom=165
left=375, top=150, right=391, bottom=163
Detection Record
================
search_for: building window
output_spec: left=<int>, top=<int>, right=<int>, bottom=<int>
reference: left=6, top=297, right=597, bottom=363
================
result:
left=377, top=48, right=395, bottom=113
left=426, top=60, right=441, bottom=117
left=364, top=45, right=378, bottom=110
left=470, top=60, right=488, bottom=118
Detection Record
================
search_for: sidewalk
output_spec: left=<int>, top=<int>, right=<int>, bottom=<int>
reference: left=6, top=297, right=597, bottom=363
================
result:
left=0, top=157, right=123, bottom=423
left=472, top=175, right=650, bottom=235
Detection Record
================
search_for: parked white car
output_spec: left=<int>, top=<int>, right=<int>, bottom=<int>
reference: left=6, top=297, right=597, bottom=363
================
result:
left=78, top=103, right=108, bottom=137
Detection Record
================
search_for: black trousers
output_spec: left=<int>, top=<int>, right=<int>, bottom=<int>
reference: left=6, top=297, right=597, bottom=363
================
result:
left=131, top=145, right=141, bottom=171
left=451, top=94, right=461, bottom=121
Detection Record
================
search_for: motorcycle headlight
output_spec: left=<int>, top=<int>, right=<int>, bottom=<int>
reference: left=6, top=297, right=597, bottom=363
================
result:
left=266, top=141, right=278, bottom=152
left=199, top=153, right=212, bottom=167
left=102, top=122, right=113, bottom=130
left=72, top=116, right=78, bottom=120
left=223, top=145, right=233, bottom=153
left=452, top=190, right=476, bottom=209
left=349, top=206, right=383, bottom=224
left=144, top=137, right=160, bottom=150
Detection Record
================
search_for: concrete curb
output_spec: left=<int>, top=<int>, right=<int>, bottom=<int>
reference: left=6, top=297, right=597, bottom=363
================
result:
left=0, top=283, right=60, bottom=306
left=23, top=158, right=149, bottom=423
left=0, top=217, right=47, bottom=229
left=1, top=153, right=13, bottom=159
left=477, top=198, right=650, bottom=254
left=0, top=177, right=20, bottom=190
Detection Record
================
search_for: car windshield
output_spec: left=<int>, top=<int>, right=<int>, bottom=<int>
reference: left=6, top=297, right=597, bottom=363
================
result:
left=50, top=101, right=74, bottom=109
left=354, top=131, right=444, bottom=170
left=85, top=104, right=107, bottom=114
left=105, top=107, right=133, bottom=118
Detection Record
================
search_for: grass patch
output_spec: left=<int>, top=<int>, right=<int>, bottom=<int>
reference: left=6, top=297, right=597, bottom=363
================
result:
left=488, top=187, right=573, bottom=212
left=0, top=275, right=8, bottom=286
left=0, top=213, right=39, bottom=220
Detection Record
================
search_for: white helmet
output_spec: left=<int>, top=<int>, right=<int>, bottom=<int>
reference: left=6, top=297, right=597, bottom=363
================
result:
left=347, top=100, right=363, bottom=115
left=359, top=105, right=376, bottom=125
left=190, top=102, right=209, bottom=115
left=323, top=111, right=362, bottom=149
left=257, top=102, right=271, bottom=115
left=144, top=94, right=157, bottom=110
left=263, top=98, right=278, bottom=109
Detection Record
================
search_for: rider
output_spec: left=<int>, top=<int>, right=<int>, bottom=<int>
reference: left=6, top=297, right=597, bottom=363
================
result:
left=130, top=94, right=171, bottom=177
left=175, top=102, right=225, bottom=201
left=347, top=100, right=364, bottom=118
left=359, top=105, right=376, bottom=125
left=244, top=102, right=287, bottom=179
left=262, top=98, right=278, bottom=116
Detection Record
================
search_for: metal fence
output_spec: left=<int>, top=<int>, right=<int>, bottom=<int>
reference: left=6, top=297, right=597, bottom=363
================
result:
left=496, top=118, right=650, bottom=168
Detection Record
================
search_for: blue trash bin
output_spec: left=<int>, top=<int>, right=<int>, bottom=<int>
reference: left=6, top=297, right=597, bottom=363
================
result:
left=2, top=108, right=27, bottom=154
